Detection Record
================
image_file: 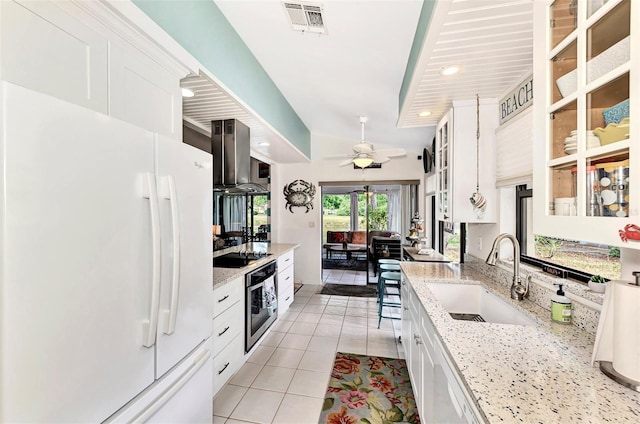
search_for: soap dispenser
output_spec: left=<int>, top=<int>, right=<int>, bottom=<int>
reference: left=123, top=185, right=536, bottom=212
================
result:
left=551, top=283, right=572, bottom=324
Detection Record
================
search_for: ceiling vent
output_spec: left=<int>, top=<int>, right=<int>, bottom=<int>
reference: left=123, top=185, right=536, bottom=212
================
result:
left=283, top=2, right=327, bottom=34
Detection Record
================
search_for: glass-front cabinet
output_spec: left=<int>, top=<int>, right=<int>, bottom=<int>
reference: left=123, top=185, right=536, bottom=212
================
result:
left=435, top=110, right=451, bottom=221
left=533, top=0, right=637, bottom=249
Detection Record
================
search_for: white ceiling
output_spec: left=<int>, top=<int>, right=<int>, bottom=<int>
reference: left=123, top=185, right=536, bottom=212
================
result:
left=183, top=0, right=533, bottom=163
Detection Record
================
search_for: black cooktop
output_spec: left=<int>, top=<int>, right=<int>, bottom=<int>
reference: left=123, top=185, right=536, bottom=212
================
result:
left=213, top=252, right=271, bottom=268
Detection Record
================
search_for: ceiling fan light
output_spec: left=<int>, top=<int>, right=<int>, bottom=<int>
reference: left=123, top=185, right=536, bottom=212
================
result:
left=353, top=156, right=373, bottom=168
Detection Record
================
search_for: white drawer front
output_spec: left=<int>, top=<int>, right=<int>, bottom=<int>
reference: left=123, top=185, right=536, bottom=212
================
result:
left=213, top=300, right=243, bottom=357
left=279, top=283, right=294, bottom=314
left=213, top=334, right=243, bottom=396
left=277, top=250, right=294, bottom=271
left=213, top=276, right=243, bottom=319
left=278, top=266, right=294, bottom=294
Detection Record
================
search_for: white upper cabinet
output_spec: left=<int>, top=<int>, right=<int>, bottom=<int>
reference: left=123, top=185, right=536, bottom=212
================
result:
left=110, top=43, right=182, bottom=139
left=1, top=0, right=109, bottom=113
left=532, top=0, right=638, bottom=249
left=0, top=0, right=189, bottom=140
left=435, top=99, right=498, bottom=223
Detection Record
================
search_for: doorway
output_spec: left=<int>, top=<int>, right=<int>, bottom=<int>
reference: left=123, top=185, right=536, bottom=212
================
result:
left=319, top=181, right=417, bottom=286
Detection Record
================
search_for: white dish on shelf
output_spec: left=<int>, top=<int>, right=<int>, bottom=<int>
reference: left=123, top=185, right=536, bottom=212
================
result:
left=556, top=36, right=630, bottom=98
left=587, top=36, right=630, bottom=83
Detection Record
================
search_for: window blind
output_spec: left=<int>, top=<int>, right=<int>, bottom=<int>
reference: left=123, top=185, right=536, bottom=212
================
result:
left=495, top=107, right=533, bottom=187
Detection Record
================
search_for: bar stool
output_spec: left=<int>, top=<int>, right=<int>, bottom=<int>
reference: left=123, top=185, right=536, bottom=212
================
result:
left=378, top=271, right=402, bottom=328
left=376, top=258, right=400, bottom=276
left=378, top=263, right=401, bottom=293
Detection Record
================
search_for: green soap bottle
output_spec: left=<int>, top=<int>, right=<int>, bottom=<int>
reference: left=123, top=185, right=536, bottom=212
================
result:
left=551, top=283, right=572, bottom=324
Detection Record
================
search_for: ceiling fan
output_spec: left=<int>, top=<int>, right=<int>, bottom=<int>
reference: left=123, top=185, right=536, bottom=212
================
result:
left=336, top=117, right=406, bottom=168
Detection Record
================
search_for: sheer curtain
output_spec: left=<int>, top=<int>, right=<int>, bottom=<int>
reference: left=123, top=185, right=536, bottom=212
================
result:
left=222, top=195, right=246, bottom=232
left=387, top=191, right=401, bottom=232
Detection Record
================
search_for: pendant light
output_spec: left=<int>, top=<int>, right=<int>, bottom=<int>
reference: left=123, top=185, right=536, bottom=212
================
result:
left=469, top=94, right=486, bottom=218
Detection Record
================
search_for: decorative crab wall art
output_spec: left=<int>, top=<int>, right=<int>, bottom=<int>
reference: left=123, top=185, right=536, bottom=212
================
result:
left=283, top=179, right=316, bottom=213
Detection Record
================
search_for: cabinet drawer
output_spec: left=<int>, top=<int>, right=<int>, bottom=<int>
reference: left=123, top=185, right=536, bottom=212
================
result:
left=278, top=266, right=294, bottom=293
left=212, top=300, right=243, bottom=357
left=279, top=283, right=294, bottom=313
left=213, top=276, right=243, bottom=319
left=213, top=334, right=243, bottom=396
left=277, top=250, right=294, bottom=270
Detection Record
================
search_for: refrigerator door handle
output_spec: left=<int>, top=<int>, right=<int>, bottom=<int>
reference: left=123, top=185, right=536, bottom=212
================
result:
left=132, top=348, right=211, bottom=423
left=160, top=175, right=181, bottom=335
left=142, top=172, right=162, bottom=348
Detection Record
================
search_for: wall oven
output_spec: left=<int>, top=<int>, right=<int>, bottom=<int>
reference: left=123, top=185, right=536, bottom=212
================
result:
left=245, top=261, right=278, bottom=352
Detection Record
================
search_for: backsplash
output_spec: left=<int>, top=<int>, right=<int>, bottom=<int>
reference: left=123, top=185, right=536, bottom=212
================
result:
left=464, top=255, right=604, bottom=335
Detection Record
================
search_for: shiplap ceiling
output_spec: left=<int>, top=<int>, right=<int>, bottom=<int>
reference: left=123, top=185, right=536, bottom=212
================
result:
left=182, top=0, right=533, bottom=162
left=398, top=0, right=534, bottom=127
left=181, top=72, right=307, bottom=163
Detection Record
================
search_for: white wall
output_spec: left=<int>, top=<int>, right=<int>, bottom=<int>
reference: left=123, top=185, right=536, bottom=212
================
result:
left=270, top=132, right=429, bottom=284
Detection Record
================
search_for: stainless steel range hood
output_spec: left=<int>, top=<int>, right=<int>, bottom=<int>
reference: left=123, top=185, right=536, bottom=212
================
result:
left=212, top=119, right=267, bottom=193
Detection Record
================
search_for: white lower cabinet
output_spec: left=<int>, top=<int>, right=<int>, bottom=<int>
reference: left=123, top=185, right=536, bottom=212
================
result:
left=277, top=250, right=295, bottom=314
left=401, top=274, right=481, bottom=424
left=212, top=276, right=243, bottom=397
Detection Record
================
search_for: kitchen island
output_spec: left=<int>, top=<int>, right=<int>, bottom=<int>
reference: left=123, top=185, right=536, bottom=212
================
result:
left=401, top=261, right=640, bottom=423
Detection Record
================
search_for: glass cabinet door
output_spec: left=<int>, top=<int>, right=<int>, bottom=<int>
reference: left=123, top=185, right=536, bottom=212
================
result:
left=547, top=0, right=630, bottom=218
left=437, top=120, right=449, bottom=218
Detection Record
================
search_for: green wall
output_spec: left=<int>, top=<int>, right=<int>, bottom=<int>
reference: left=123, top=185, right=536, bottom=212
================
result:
left=399, top=0, right=436, bottom=113
left=133, top=0, right=311, bottom=158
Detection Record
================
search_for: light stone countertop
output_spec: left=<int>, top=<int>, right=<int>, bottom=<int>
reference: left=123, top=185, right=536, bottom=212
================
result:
left=213, top=243, right=299, bottom=290
left=403, top=246, right=450, bottom=263
left=401, top=261, right=640, bottom=423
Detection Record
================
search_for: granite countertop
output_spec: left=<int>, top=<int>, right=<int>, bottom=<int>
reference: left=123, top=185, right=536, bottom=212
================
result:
left=400, top=261, right=640, bottom=423
left=403, top=246, right=450, bottom=263
left=213, top=243, right=299, bottom=290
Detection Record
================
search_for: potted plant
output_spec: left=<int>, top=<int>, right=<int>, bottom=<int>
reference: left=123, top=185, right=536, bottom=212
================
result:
left=588, top=275, right=607, bottom=293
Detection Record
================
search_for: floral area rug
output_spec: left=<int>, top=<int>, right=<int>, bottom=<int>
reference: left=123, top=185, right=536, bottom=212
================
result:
left=319, top=352, right=420, bottom=424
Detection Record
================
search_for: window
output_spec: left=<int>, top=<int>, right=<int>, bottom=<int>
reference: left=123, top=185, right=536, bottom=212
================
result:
left=516, top=185, right=620, bottom=281
left=321, top=193, right=352, bottom=242
left=438, top=221, right=465, bottom=263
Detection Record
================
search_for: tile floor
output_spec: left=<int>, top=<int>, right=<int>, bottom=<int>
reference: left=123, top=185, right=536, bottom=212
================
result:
left=213, top=284, right=403, bottom=424
left=321, top=268, right=369, bottom=285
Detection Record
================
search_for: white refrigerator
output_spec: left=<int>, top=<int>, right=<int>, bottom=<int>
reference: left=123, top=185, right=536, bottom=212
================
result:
left=0, top=82, right=213, bottom=422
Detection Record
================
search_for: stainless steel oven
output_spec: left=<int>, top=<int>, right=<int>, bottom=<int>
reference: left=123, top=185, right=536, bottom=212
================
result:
left=245, top=260, right=278, bottom=352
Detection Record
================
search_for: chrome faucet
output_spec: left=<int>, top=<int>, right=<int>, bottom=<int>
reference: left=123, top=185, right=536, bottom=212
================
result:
left=485, top=233, right=530, bottom=301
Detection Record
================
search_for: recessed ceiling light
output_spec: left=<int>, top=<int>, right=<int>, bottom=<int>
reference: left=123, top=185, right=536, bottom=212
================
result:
left=440, top=65, right=461, bottom=76
left=418, top=111, right=432, bottom=117
left=181, top=88, right=195, bottom=98
left=258, top=141, right=270, bottom=146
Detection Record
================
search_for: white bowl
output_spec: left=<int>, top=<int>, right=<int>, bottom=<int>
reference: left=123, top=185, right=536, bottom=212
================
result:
left=588, top=281, right=606, bottom=293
